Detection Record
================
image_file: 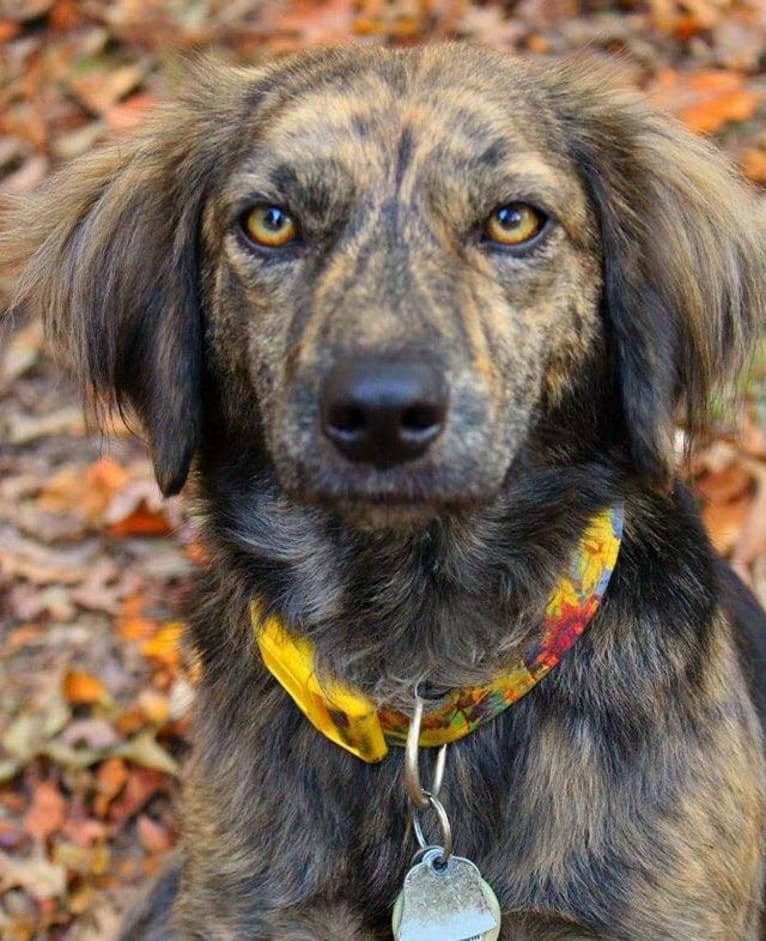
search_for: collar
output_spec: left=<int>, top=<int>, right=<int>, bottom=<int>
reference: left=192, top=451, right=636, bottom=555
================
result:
left=252, top=502, right=624, bottom=763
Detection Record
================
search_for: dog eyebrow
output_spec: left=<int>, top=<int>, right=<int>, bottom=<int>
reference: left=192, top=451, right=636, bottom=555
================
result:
left=226, top=158, right=357, bottom=223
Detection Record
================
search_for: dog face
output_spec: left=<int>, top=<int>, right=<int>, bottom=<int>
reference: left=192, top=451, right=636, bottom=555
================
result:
left=208, top=53, right=601, bottom=511
left=4, top=45, right=763, bottom=519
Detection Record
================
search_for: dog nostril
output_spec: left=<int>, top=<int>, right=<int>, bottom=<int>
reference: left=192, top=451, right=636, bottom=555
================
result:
left=328, top=405, right=366, bottom=438
left=401, top=404, right=442, bottom=435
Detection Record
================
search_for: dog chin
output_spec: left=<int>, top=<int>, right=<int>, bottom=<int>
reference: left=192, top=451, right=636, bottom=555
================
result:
left=300, top=488, right=490, bottom=531
left=330, top=499, right=442, bottom=531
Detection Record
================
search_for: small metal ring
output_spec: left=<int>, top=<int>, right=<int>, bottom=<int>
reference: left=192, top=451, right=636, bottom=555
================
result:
left=411, top=791, right=453, bottom=862
left=404, top=693, right=448, bottom=809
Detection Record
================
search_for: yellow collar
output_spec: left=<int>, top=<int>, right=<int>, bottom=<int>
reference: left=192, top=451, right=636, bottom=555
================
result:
left=252, top=503, right=623, bottom=763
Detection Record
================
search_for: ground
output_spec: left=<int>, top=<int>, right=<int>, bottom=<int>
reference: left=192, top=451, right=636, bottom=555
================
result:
left=0, top=2, right=765, bottom=938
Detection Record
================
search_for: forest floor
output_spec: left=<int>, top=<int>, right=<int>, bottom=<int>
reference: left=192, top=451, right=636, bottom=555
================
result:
left=1, top=1, right=765, bottom=938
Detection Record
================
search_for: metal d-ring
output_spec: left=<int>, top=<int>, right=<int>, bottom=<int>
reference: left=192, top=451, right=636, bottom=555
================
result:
left=403, top=688, right=452, bottom=862
left=404, top=692, right=448, bottom=810
left=411, top=790, right=453, bottom=862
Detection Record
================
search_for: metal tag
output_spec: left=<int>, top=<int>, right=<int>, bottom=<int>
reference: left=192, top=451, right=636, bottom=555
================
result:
left=392, top=847, right=501, bottom=941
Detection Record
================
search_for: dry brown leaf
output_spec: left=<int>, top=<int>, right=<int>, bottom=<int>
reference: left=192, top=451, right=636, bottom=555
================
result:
left=731, top=466, right=766, bottom=568
left=136, top=814, right=173, bottom=854
left=137, top=689, right=169, bottom=725
left=0, top=851, right=66, bottom=900
left=106, top=767, right=170, bottom=827
left=57, top=718, right=119, bottom=752
left=702, top=491, right=752, bottom=554
left=105, top=91, right=155, bottom=131
left=60, top=816, right=108, bottom=849
left=695, top=465, right=752, bottom=504
left=264, top=0, right=357, bottom=51
left=0, top=19, right=20, bottom=40
left=681, top=89, right=758, bottom=134
left=117, top=730, right=177, bottom=775
left=22, top=782, right=66, bottom=844
left=67, top=63, right=147, bottom=116
left=651, top=69, right=759, bottom=134
left=93, top=758, right=128, bottom=819
left=0, top=0, right=53, bottom=22
left=740, top=147, right=766, bottom=184
left=5, top=407, right=86, bottom=444
left=140, top=623, right=183, bottom=671
left=62, top=670, right=111, bottom=707
left=740, top=418, right=766, bottom=460
left=51, top=838, right=110, bottom=876
left=0, top=320, right=43, bottom=393
left=106, top=498, right=171, bottom=538
left=81, top=458, right=130, bottom=523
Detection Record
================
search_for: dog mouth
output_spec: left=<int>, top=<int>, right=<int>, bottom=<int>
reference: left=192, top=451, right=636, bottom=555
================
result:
left=275, top=361, right=515, bottom=521
left=311, top=490, right=486, bottom=531
left=289, top=469, right=499, bottom=529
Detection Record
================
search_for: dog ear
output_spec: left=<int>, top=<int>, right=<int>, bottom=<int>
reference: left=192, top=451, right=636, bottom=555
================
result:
left=546, top=59, right=766, bottom=487
left=2, top=62, right=240, bottom=495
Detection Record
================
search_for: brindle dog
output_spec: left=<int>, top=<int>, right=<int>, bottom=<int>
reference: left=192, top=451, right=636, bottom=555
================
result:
left=3, top=44, right=766, bottom=940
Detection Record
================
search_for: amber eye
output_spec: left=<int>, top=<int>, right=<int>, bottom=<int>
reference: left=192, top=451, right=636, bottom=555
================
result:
left=243, top=204, right=298, bottom=248
left=484, top=203, right=546, bottom=247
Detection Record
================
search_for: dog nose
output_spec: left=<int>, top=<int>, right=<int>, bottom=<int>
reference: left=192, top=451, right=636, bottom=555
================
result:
left=321, top=359, right=447, bottom=468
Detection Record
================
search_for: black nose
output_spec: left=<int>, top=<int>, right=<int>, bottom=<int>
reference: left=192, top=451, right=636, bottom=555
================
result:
left=321, top=358, right=448, bottom=469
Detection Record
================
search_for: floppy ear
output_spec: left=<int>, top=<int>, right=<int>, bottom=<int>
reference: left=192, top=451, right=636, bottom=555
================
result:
left=546, top=59, right=766, bottom=487
left=2, top=62, right=242, bottom=495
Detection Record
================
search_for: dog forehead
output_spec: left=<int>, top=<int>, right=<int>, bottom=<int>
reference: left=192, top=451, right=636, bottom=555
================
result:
left=214, top=47, right=590, bottom=235
left=258, top=55, right=552, bottom=167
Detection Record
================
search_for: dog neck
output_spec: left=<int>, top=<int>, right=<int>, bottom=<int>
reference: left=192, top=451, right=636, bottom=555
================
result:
left=194, top=446, right=630, bottom=708
left=249, top=500, right=623, bottom=761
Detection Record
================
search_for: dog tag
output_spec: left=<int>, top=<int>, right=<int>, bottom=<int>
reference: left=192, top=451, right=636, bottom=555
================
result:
left=392, top=847, right=501, bottom=941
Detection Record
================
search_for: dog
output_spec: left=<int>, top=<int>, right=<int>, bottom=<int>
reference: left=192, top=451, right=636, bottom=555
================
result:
left=3, top=43, right=766, bottom=940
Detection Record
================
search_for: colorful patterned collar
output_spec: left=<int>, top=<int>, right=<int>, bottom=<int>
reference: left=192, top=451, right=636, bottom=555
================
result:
left=251, top=503, right=624, bottom=763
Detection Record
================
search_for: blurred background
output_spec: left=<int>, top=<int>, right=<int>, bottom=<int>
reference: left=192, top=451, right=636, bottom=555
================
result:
left=0, top=1, right=765, bottom=938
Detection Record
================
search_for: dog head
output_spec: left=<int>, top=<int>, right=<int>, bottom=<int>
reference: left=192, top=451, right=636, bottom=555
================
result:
left=3, top=46, right=763, bottom=520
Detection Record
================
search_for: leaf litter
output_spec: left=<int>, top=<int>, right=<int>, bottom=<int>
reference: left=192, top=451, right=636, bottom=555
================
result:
left=1, top=1, right=765, bottom=937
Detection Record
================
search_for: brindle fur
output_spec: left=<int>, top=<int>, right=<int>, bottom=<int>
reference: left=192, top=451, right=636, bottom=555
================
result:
left=2, top=44, right=765, bottom=940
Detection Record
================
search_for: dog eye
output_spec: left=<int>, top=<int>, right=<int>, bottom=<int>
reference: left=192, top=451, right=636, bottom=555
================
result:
left=483, top=203, right=546, bottom=247
left=242, top=204, right=299, bottom=248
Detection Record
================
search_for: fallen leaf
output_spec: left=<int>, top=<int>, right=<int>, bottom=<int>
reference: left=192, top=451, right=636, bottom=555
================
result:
left=651, top=69, right=760, bottom=134
left=695, top=465, right=752, bottom=504
left=105, top=91, right=155, bottom=131
left=82, top=458, right=130, bottom=523
left=106, top=499, right=171, bottom=538
left=0, top=820, right=25, bottom=851
left=0, top=20, right=21, bottom=41
left=740, top=147, right=766, bottom=184
left=0, top=155, right=50, bottom=194
left=0, top=320, right=43, bottom=393
left=136, top=814, right=173, bottom=854
left=0, top=851, right=66, bottom=900
left=60, top=816, right=108, bottom=849
left=137, top=689, right=169, bottom=725
left=93, top=758, right=128, bottom=819
left=0, top=0, right=53, bottom=22
left=140, top=623, right=183, bottom=671
left=702, top=491, right=752, bottom=554
left=117, top=730, right=178, bottom=776
left=106, top=767, right=170, bottom=827
left=681, top=90, right=758, bottom=135
left=62, top=670, right=111, bottom=707
left=57, top=718, right=120, bottom=752
left=68, top=62, right=148, bottom=115
left=51, top=838, right=110, bottom=876
left=22, top=782, right=66, bottom=844
left=732, top=466, right=766, bottom=568
left=5, top=407, right=85, bottom=444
